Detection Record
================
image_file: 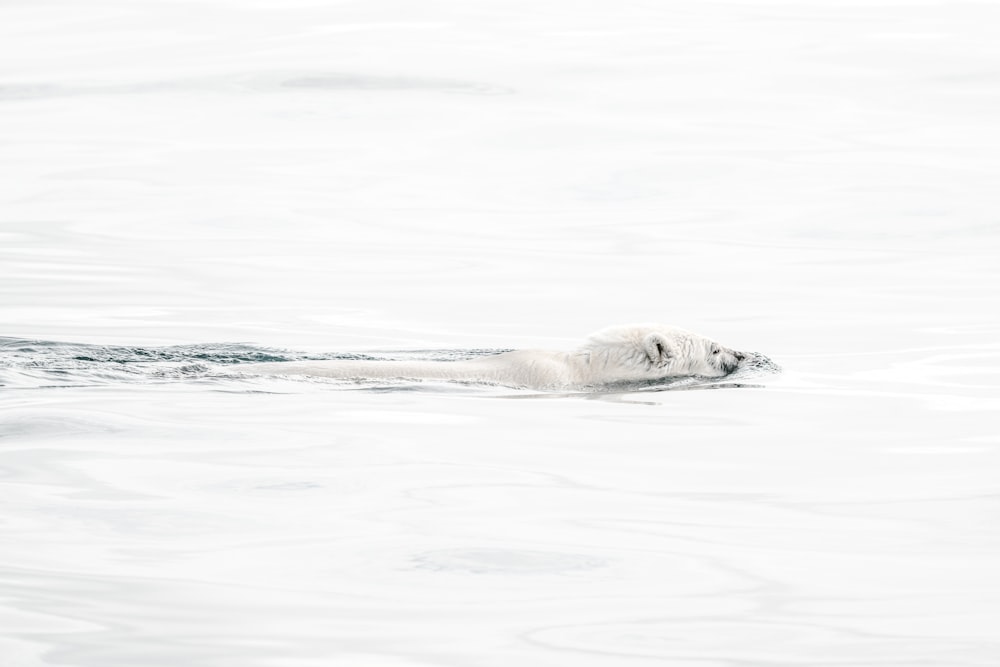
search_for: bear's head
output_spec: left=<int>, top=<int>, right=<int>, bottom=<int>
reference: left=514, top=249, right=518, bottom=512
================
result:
left=577, top=324, right=745, bottom=382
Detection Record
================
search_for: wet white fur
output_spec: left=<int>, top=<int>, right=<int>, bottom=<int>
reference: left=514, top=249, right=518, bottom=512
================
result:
left=242, top=324, right=744, bottom=390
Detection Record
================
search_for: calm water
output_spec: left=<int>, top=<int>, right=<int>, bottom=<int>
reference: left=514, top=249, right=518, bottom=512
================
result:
left=2, top=1, right=999, bottom=665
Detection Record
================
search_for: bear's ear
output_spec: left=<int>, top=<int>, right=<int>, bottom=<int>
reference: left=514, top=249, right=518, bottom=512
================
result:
left=642, top=333, right=673, bottom=367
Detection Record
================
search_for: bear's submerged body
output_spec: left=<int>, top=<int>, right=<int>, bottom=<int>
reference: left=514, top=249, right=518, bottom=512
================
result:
left=241, top=324, right=766, bottom=391
left=241, top=350, right=577, bottom=389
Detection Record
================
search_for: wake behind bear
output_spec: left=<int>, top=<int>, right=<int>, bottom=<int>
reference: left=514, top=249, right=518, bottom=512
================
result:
left=241, top=324, right=775, bottom=390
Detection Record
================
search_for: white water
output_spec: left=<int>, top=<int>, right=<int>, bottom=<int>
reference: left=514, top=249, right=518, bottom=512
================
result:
left=2, top=1, right=999, bottom=665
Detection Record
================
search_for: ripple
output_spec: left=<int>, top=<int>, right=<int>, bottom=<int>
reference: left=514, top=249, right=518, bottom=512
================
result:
left=0, top=338, right=517, bottom=390
left=411, top=548, right=608, bottom=575
left=0, top=71, right=513, bottom=104
left=277, top=73, right=513, bottom=96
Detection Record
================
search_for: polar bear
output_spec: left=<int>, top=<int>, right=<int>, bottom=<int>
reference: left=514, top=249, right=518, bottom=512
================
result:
left=241, top=324, right=747, bottom=390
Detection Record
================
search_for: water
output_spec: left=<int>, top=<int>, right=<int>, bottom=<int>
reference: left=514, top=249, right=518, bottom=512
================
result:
left=2, top=0, right=999, bottom=665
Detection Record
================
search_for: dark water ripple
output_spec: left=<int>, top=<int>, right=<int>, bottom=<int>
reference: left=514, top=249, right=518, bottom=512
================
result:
left=0, top=338, right=514, bottom=389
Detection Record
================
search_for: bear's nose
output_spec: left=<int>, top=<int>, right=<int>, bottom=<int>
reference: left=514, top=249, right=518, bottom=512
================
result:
left=734, top=351, right=746, bottom=361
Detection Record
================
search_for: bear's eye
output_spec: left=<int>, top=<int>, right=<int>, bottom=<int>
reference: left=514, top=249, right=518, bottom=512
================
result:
left=712, top=348, right=720, bottom=355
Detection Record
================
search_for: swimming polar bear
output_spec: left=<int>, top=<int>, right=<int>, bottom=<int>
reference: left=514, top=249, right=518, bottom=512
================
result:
left=241, top=324, right=748, bottom=390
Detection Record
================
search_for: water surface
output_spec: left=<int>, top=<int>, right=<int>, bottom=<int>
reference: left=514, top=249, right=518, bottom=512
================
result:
left=2, top=1, right=999, bottom=665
